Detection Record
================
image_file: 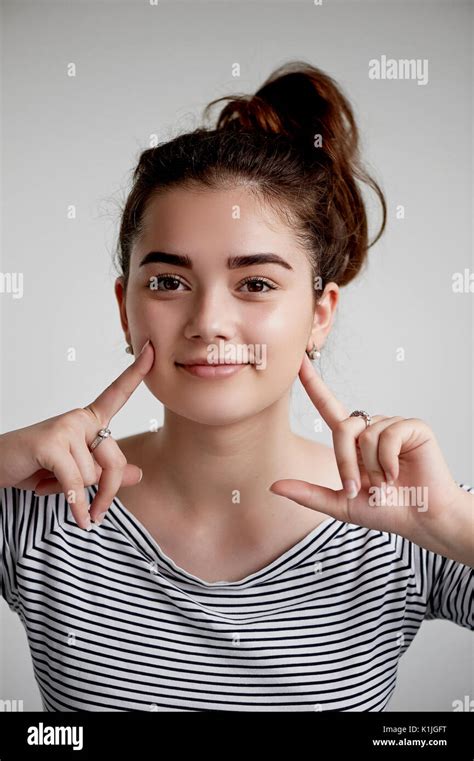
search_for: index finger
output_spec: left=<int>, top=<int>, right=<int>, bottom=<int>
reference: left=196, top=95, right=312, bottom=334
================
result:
left=299, top=352, right=349, bottom=429
left=85, top=339, right=154, bottom=427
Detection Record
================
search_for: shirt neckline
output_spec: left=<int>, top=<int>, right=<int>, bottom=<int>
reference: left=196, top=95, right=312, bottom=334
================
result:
left=90, top=485, right=341, bottom=589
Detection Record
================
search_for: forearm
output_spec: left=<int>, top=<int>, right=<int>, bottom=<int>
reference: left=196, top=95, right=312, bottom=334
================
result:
left=438, top=487, right=474, bottom=567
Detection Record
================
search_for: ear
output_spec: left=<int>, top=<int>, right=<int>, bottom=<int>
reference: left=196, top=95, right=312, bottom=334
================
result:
left=114, top=276, right=130, bottom=343
left=307, top=282, right=340, bottom=351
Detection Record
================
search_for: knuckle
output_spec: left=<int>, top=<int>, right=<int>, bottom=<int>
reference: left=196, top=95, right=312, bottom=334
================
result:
left=358, top=427, right=375, bottom=444
left=35, top=443, right=62, bottom=471
left=407, top=416, right=428, bottom=430
left=70, top=407, right=95, bottom=426
left=110, top=452, right=127, bottom=468
left=333, top=419, right=349, bottom=435
left=79, top=404, right=105, bottom=427
left=380, top=427, right=397, bottom=442
left=62, top=416, right=83, bottom=437
left=50, top=411, right=83, bottom=440
left=100, top=457, right=126, bottom=475
left=47, top=417, right=69, bottom=438
left=396, top=416, right=431, bottom=437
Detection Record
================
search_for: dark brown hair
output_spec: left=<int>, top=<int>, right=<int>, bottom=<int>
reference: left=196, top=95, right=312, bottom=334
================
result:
left=115, top=60, right=386, bottom=298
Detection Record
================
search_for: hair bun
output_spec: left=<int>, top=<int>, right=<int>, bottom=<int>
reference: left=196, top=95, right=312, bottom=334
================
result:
left=118, top=60, right=386, bottom=296
left=205, top=60, right=358, bottom=169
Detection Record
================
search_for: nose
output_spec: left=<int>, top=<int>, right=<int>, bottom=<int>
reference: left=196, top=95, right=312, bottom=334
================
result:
left=183, top=288, right=237, bottom=343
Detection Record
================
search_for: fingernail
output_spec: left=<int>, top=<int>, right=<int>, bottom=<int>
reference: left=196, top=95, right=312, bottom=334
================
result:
left=343, top=479, right=359, bottom=499
left=94, top=511, right=107, bottom=526
left=84, top=518, right=92, bottom=531
left=139, top=339, right=150, bottom=356
left=138, top=468, right=143, bottom=483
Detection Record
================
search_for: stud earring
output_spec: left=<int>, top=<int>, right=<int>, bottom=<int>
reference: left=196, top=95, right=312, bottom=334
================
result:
left=306, top=342, right=321, bottom=360
left=125, top=344, right=134, bottom=354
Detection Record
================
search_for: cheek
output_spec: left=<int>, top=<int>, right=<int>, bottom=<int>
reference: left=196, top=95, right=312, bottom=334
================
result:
left=251, top=303, right=310, bottom=349
left=251, top=306, right=310, bottom=380
left=126, top=296, right=177, bottom=342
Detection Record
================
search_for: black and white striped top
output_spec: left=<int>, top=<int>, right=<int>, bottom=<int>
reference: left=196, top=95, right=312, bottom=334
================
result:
left=1, top=482, right=473, bottom=712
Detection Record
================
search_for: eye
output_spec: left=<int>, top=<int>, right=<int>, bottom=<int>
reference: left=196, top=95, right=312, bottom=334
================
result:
left=145, top=274, right=278, bottom=294
left=146, top=274, right=188, bottom=292
left=238, top=277, right=278, bottom=293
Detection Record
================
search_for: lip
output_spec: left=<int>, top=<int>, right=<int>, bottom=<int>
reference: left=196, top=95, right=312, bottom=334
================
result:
left=176, top=362, right=250, bottom=378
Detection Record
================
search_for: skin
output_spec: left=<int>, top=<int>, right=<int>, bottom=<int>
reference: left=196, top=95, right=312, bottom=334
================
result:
left=110, top=183, right=473, bottom=576
left=112, top=185, right=342, bottom=577
left=28, top=183, right=472, bottom=571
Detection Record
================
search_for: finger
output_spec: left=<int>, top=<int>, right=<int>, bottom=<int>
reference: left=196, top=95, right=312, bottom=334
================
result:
left=376, top=419, right=420, bottom=485
left=70, top=440, right=101, bottom=484
left=90, top=435, right=143, bottom=489
left=34, top=441, right=101, bottom=494
left=358, top=417, right=404, bottom=488
left=41, top=448, right=92, bottom=530
left=270, top=479, right=349, bottom=522
left=299, top=352, right=349, bottom=430
left=84, top=338, right=154, bottom=429
left=87, top=437, right=129, bottom=523
left=34, top=462, right=142, bottom=495
left=332, top=414, right=386, bottom=497
left=16, top=468, right=61, bottom=492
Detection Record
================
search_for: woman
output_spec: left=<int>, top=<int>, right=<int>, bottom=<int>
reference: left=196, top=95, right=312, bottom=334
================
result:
left=0, top=61, right=472, bottom=712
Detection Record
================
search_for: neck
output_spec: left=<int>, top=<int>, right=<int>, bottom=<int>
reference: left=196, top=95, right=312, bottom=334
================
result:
left=143, top=391, right=302, bottom=524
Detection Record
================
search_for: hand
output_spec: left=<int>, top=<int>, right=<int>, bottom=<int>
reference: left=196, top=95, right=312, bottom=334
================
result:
left=269, top=353, right=473, bottom=563
left=0, top=339, right=154, bottom=530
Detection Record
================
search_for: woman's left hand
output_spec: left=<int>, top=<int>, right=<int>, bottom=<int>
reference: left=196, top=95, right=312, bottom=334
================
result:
left=269, top=353, right=474, bottom=566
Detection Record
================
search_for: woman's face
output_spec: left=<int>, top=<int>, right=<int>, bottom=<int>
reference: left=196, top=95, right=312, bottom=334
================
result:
left=115, top=185, right=337, bottom=426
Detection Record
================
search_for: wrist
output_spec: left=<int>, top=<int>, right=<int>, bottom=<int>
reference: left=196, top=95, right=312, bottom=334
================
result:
left=438, top=486, right=474, bottom=566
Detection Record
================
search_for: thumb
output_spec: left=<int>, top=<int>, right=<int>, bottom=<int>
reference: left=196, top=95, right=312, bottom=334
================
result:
left=121, top=463, right=144, bottom=487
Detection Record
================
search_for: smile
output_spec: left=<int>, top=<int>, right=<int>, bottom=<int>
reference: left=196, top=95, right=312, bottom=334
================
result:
left=175, top=363, right=250, bottom=379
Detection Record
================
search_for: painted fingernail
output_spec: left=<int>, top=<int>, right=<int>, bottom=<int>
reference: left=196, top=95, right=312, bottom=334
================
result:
left=343, top=479, right=359, bottom=499
left=94, top=511, right=107, bottom=526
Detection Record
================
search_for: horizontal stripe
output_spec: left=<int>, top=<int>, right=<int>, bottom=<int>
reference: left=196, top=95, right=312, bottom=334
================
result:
left=1, top=482, right=472, bottom=712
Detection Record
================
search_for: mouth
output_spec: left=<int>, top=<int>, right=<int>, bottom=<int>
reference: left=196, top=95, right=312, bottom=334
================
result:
left=175, top=362, right=250, bottom=379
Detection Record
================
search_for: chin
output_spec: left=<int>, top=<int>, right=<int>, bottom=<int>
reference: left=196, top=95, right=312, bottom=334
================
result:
left=144, top=382, right=268, bottom=426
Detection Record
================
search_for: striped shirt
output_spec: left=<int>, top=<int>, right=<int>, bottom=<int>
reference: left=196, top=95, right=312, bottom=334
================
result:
left=1, top=482, right=473, bottom=712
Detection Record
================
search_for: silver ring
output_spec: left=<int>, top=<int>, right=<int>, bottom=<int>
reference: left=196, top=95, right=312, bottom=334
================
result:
left=349, top=410, right=372, bottom=428
left=89, top=427, right=112, bottom=452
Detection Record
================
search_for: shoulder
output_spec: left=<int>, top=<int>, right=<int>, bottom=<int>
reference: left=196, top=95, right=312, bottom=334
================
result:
left=0, top=484, right=89, bottom=524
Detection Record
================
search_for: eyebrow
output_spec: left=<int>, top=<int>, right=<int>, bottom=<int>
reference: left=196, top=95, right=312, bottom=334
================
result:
left=138, top=251, right=294, bottom=271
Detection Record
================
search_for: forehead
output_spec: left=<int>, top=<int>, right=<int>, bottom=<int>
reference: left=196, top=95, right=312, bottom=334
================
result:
left=133, top=185, right=305, bottom=261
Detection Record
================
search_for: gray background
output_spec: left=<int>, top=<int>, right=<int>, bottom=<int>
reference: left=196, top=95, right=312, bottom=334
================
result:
left=0, top=0, right=472, bottom=711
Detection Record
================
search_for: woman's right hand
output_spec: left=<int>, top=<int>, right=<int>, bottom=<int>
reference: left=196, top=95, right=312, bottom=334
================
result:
left=0, top=339, right=154, bottom=530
